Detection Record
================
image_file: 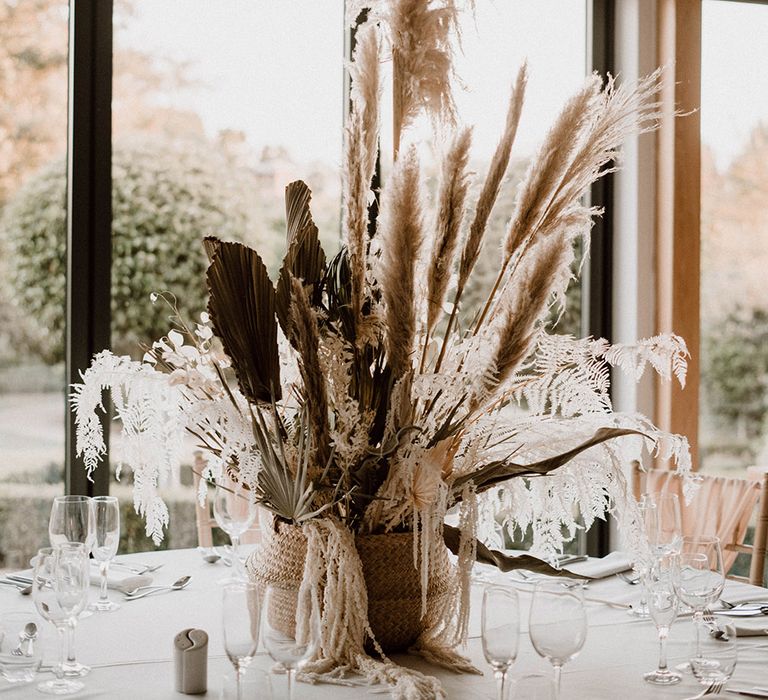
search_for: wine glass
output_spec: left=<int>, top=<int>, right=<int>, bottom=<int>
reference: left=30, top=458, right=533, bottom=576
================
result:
left=628, top=500, right=658, bottom=618
left=33, top=545, right=89, bottom=695
left=49, top=495, right=94, bottom=549
left=213, top=477, right=256, bottom=581
left=642, top=492, right=683, bottom=555
left=529, top=579, right=587, bottom=699
left=672, top=536, right=725, bottom=670
left=222, top=581, right=261, bottom=700
left=90, top=496, right=121, bottom=612
left=261, top=584, right=318, bottom=700
left=690, top=626, right=737, bottom=687
left=48, top=495, right=93, bottom=675
left=481, top=585, right=520, bottom=700
left=643, top=557, right=682, bottom=685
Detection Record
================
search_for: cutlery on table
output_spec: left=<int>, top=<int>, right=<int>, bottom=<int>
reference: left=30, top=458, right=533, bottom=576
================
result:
left=713, top=607, right=768, bottom=617
left=123, top=575, right=191, bottom=600
left=703, top=609, right=730, bottom=641
left=683, top=680, right=725, bottom=700
left=197, top=547, right=222, bottom=564
left=0, top=579, right=32, bottom=595
left=112, top=560, right=164, bottom=575
left=726, top=690, right=768, bottom=698
left=617, top=571, right=641, bottom=585
left=11, top=622, right=38, bottom=657
left=720, top=599, right=768, bottom=609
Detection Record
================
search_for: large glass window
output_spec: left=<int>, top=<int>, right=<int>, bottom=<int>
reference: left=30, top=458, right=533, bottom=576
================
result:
left=0, top=0, right=69, bottom=572
left=699, top=0, right=768, bottom=476
left=110, top=0, right=345, bottom=550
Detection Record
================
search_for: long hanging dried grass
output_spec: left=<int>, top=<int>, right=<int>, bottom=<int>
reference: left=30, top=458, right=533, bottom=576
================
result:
left=289, top=276, right=330, bottom=472
left=350, top=21, right=382, bottom=187
left=425, top=127, right=472, bottom=338
left=379, top=146, right=424, bottom=380
left=389, top=0, right=458, bottom=155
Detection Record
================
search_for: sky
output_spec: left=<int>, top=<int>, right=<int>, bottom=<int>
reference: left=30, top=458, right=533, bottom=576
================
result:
left=117, top=0, right=768, bottom=171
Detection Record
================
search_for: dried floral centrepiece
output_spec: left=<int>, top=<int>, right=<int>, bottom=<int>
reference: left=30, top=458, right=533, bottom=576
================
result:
left=72, top=2, right=692, bottom=697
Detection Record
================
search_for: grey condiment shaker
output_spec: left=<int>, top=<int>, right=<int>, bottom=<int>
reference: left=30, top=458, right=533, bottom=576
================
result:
left=173, top=628, right=208, bottom=694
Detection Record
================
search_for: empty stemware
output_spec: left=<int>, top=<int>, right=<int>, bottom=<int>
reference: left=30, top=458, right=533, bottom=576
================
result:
left=48, top=495, right=93, bottom=676
left=90, top=496, right=121, bottom=612
left=261, top=584, right=319, bottom=700
left=222, top=581, right=261, bottom=700
left=481, top=585, right=520, bottom=700
left=33, top=545, right=89, bottom=695
left=213, top=478, right=256, bottom=581
left=690, top=625, right=737, bottom=687
left=644, top=558, right=682, bottom=685
left=628, top=500, right=658, bottom=618
left=672, top=536, right=725, bottom=671
left=529, top=579, right=587, bottom=699
left=642, top=492, right=683, bottom=556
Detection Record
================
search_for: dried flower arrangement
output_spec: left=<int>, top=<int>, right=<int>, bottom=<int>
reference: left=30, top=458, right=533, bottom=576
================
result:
left=72, top=1, right=692, bottom=697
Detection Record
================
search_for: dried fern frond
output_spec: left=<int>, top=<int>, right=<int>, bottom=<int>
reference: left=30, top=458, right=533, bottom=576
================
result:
left=289, top=276, right=330, bottom=474
left=388, top=0, right=459, bottom=155
left=426, top=127, right=472, bottom=335
left=378, top=145, right=424, bottom=380
left=457, top=62, right=527, bottom=297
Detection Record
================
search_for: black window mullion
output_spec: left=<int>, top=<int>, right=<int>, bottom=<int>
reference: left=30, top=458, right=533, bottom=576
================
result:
left=585, top=0, right=615, bottom=557
left=65, top=0, right=113, bottom=497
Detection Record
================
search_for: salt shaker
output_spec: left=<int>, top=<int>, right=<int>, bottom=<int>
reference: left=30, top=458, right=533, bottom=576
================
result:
left=174, top=628, right=208, bottom=694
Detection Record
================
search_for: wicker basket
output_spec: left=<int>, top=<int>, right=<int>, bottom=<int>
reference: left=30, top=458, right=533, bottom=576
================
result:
left=246, top=524, right=451, bottom=651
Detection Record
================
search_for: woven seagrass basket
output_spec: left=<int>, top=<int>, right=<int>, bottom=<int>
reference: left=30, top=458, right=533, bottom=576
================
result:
left=246, top=524, right=451, bottom=652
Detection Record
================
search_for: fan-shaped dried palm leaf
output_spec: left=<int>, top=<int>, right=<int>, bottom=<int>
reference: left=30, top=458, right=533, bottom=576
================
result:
left=206, top=240, right=281, bottom=403
left=276, top=182, right=326, bottom=340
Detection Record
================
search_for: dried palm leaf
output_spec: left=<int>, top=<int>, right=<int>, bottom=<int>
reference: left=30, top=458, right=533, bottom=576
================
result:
left=206, top=240, right=281, bottom=403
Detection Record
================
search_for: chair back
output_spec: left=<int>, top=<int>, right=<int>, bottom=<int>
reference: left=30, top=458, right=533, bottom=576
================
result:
left=632, top=463, right=768, bottom=586
left=192, top=452, right=261, bottom=548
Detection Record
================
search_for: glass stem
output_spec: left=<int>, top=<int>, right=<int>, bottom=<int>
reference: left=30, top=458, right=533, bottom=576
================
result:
left=493, top=669, right=506, bottom=700
left=553, top=663, right=562, bottom=699
left=66, top=620, right=77, bottom=666
left=657, top=627, right=669, bottom=672
left=99, top=560, right=110, bottom=603
left=231, top=534, right=241, bottom=578
left=287, top=667, right=295, bottom=700
left=55, top=625, right=66, bottom=681
left=236, top=666, right=243, bottom=700
left=693, top=610, right=703, bottom=659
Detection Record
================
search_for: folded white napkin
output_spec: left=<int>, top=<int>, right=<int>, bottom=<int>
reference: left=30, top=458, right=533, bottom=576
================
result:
left=731, top=618, right=768, bottom=637
left=89, top=562, right=152, bottom=593
left=566, top=551, right=633, bottom=579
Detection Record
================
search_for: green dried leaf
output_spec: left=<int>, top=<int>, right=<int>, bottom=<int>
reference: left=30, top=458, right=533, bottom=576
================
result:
left=452, top=427, right=645, bottom=495
left=442, top=524, right=588, bottom=579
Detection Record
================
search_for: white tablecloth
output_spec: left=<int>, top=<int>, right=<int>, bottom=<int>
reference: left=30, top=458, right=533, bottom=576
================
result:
left=1, top=548, right=767, bottom=698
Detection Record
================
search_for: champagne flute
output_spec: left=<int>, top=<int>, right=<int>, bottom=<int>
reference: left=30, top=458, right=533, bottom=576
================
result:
left=481, top=586, right=520, bottom=700
left=628, top=500, right=658, bottom=618
left=90, top=496, right=121, bottom=612
left=672, top=536, right=725, bottom=670
left=529, top=579, right=587, bottom=699
left=643, top=558, right=682, bottom=685
left=213, top=478, right=256, bottom=581
left=261, top=584, right=318, bottom=700
left=33, top=545, right=89, bottom=695
left=222, top=582, right=261, bottom=700
left=642, top=492, right=683, bottom=555
left=48, top=495, right=93, bottom=676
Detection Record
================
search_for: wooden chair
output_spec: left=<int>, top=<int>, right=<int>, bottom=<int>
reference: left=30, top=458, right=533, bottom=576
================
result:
left=192, top=452, right=261, bottom=548
left=632, top=461, right=768, bottom=587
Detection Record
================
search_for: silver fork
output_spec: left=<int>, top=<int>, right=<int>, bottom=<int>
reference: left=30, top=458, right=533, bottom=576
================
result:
left=112, top=561, right=164, bottom=575
left=702, top=609, right=729, bottom=641
left=683, top=680, right=725, bottom=700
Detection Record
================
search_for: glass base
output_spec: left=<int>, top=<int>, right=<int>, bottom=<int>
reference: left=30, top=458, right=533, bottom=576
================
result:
left=61, top=661, right=91, bottom=678
left=89, top=599, right=120, bottom=612
left=628, top=603, right=650, bottom=618
left=37, top=678, right=84, bottom=695
left=644, top=669, right=682, bottom=685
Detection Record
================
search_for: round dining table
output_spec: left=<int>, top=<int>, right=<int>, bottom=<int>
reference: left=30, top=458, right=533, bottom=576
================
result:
left=1, top=548, right=766, bottom=698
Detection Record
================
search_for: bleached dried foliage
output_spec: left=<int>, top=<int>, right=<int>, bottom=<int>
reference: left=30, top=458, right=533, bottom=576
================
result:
left=72, top=4, right=689, bottom=698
